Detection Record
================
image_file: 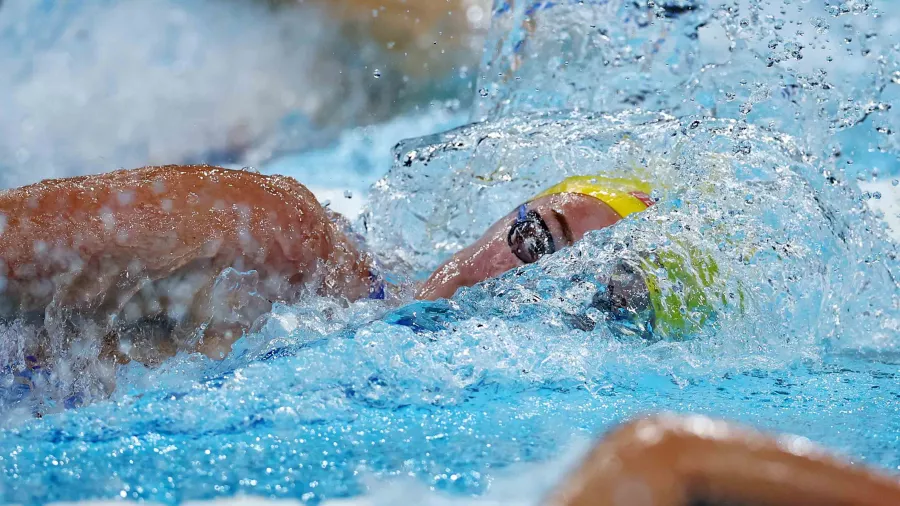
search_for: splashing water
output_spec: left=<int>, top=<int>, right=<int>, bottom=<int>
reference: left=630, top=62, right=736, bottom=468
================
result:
left=2, top=0, right=900, bottom=505
left=0, top=0, right=484, bottom=187
left=365, top=110, right=900, bottom=353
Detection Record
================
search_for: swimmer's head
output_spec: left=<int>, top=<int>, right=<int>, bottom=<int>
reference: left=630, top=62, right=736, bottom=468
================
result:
left=417, top=175, right=653, bottom=300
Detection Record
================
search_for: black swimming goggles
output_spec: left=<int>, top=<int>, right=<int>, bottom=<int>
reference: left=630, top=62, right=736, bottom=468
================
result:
left=507, top=204, right=556, bottom=264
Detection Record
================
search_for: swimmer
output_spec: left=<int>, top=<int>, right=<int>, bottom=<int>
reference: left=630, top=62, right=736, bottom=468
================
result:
left=0, top=168, right=696, bottom=373
left=550, top=414, right=900, bottom=506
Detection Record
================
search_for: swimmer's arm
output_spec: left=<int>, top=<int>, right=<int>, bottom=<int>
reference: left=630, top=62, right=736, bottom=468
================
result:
left=548, top=414, right=900, bottom=506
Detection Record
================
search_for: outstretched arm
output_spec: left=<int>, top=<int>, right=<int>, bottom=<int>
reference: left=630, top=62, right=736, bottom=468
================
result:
left=549, top=414, right=900, bottom=506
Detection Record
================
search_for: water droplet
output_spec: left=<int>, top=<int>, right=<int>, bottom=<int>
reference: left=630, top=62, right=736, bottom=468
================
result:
left=343, top=190, right=353, bottom=199
left=892, top=179, right=898, bottom=187
left=478, top=88, right=489, bottom=97
left=373, top=70, right=382, bottom=79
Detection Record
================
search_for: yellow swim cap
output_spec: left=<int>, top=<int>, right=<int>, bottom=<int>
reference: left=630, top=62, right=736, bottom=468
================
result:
left=534, top=175, right=654, bottom=218
left=638, top=244, right=723, bottom=339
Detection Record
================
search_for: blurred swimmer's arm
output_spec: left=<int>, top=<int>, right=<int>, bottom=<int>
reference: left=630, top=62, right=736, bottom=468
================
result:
left=549, top=414, right=900, bottom=506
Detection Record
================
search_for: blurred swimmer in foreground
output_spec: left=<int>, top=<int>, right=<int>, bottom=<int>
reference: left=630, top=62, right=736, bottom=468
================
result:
left=0, top=165, right=707, bottom=371
left=550, top=414, right=900, bottom=506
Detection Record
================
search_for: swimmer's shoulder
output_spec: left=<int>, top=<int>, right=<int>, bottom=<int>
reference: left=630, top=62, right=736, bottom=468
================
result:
left=0, top=165, right=322, bottom=224
left=0, top=164, right=312, bottom=198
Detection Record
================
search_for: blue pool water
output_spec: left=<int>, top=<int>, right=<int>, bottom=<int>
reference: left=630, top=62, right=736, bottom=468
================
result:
left=2, top=0, right=900, bottom=504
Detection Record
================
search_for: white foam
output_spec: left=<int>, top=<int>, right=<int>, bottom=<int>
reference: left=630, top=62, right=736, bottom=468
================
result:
left=0, top=0, right=344, bottom=187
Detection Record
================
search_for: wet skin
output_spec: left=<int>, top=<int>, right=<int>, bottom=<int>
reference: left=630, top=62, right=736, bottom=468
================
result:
left=550, top=414, right=900, bottom=506
left=417, top=193, right=624, bottom=300
left=0, top=167, right=620, bottom=368
left=0, top=165, right=373, bottom=364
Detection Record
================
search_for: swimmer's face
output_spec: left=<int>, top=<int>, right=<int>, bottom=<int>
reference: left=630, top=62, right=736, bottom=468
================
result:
left=417, top=193, right=622, bottom=300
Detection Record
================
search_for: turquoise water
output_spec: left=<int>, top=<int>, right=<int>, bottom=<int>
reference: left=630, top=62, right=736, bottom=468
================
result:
left=1, top=347, right=898, bottom=503
left=2, top=0, right=900, bottom=504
